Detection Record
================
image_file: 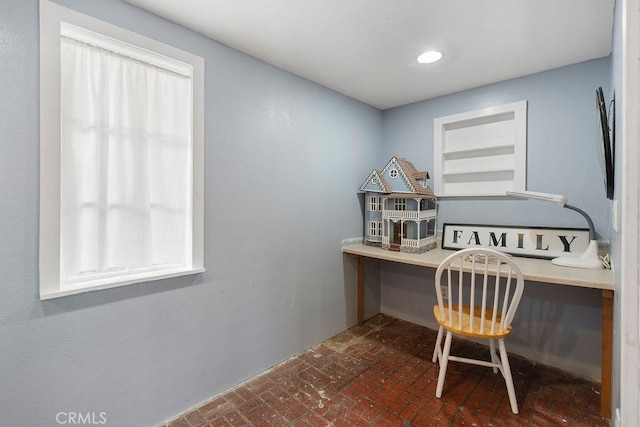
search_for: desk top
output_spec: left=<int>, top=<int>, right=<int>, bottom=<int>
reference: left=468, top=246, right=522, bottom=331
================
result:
left=342, top=244, right=614, bottom=291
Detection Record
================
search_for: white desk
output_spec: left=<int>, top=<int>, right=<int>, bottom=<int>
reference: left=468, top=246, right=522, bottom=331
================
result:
left=342, top=243, right=614, bottom=418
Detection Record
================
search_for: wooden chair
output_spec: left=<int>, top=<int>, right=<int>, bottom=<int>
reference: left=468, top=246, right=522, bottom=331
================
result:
left=431, top=247, right=525, bottom=414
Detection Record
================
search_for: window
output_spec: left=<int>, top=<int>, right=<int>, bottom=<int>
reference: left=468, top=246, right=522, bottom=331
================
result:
left=393, top=199, right=406, bottom=211
left=369, top=221, right=382, bottom=237
left=369, top=196, right=378, bottom=211
left=369, top=195, right=383, bottom=211
left=39, top=1, right=205, bottom=299
left=389, top=169, right=398, bottom=179
left=420, top=198, right=436, bottom=210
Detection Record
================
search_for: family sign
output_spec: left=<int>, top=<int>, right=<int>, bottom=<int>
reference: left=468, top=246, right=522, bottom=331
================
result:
left=441, top=223, right=591, bottom=259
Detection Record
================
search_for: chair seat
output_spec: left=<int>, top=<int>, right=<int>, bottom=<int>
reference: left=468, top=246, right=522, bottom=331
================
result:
left=433, top=304, right=512, bottom=339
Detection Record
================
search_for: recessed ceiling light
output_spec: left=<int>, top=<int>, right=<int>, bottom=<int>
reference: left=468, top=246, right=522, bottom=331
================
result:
left=417, top=51, right=443, bottom=64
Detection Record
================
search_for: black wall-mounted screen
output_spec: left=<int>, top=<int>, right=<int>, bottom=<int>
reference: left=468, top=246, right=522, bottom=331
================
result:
left=596, top=86, right=614, bottom=200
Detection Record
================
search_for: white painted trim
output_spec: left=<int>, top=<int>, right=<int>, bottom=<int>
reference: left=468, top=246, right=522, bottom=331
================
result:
left=619, top=0, right=640, bottom=424
left=41, top=268, right=206, bottom=300
left=60, top=22, right=193, bottom=77
left=39, top=0, right=205, bottom=299
left=434, top=101, right=527, bottom=197
left=39, top=0, right=63, bottom=299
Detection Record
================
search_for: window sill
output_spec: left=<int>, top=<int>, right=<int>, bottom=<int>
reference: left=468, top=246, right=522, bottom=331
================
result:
left=40, top=267, right=206, bottom=300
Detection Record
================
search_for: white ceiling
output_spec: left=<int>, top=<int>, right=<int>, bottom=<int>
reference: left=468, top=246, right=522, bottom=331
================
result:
left=123, top=0, right=615, bottom=110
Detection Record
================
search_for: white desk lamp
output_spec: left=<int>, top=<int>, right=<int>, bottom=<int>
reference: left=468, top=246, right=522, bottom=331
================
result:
left=505, top=190, right=603, bottom=269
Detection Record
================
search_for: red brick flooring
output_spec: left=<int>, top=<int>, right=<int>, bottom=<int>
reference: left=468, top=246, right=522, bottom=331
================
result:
left=163, top=314, right=609, bottom=426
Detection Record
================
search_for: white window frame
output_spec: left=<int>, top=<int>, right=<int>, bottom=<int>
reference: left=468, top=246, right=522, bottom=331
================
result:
left=369, top=221, right=382, bottom=237
left=39, top=0, right=205, bottom=299
left=394, top=198, right=406, bottom=211
left=369, top=195, right=383, bottom=211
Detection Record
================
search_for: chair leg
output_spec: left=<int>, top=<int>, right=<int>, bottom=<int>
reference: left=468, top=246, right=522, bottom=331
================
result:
left=435, top=331, right=453, bottom=398
left=498, top=339, right=519, bottom=414
left=489, top=339, right=499, bottom=373
left=432, top=326, right=444, bottom=363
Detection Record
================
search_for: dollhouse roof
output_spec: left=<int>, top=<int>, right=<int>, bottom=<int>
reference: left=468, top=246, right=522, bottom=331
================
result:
left=359, top=156, right=435, bottom=197
left=385, top=192, right=434, bottom=198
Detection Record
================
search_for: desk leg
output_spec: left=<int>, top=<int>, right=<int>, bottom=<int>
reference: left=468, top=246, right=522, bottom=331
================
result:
left=357, top=255, right=364, bottom=326
left=601, top=289, right=613, bottom=418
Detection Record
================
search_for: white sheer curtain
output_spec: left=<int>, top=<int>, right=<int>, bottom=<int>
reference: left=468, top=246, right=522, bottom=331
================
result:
left=60, top=36, right=192, bottom=282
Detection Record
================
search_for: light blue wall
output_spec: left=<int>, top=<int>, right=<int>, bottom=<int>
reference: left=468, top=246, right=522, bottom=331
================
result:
left=380, top=59, right=612, bottom=379
left=0, top=1, right=382, bottom=425
left=0, top=0, right=618, bottom=424
left=383, top=58, right=612, bottom=241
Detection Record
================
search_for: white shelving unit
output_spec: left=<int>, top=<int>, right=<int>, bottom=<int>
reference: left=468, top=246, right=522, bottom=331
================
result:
left=434, top=101, right=527, bottom=197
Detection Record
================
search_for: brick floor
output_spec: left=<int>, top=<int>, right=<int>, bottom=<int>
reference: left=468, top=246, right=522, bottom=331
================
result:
left=162, top=314, right=609, bottom=426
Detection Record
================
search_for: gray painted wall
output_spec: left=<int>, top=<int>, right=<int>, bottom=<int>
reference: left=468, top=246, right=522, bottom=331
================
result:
left=0, top=1, right=382, bottom=425
left=379, top=58, right=612, bottom=380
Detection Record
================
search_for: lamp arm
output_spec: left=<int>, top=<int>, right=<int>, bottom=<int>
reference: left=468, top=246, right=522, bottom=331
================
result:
left=564, top=204, right=596, bottom=240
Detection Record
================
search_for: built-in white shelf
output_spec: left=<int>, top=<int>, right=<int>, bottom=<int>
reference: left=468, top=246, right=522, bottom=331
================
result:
left=442, top=143, right=515, bottom=159
left=434, top=101, right=527, bottom=197
left=441, top=167, right=515, bottom=176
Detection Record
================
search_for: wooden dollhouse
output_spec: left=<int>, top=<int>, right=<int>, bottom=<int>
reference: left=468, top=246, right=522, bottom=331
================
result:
left=359, top=156, right=437, bottom=253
